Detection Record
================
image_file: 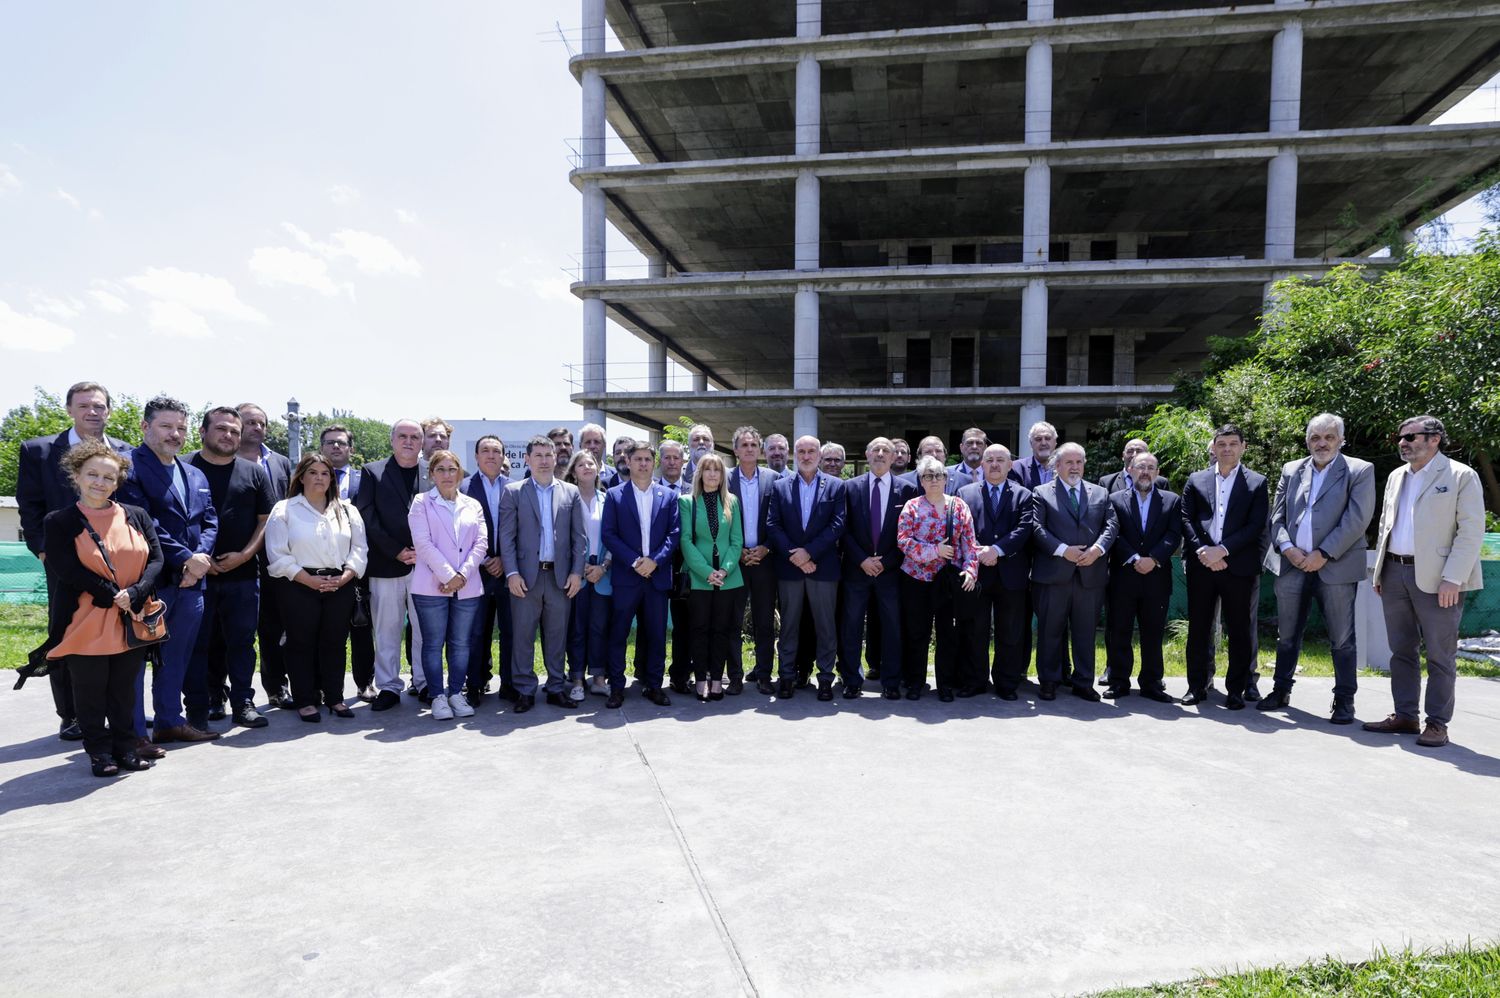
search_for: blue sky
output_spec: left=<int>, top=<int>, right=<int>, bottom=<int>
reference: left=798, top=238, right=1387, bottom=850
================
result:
left=1, top=4, right=1495, bottom=433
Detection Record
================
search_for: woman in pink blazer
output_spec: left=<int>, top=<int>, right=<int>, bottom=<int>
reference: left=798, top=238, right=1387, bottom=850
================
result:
left=408, top=450, right=488, bottom=720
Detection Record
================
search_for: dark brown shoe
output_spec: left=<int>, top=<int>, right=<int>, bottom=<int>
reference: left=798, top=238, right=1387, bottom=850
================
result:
left=1416, top=721, right=1449, bottom=747
left=1361, top=713, right=1421, bottom=734
left=152, top=724, right=221, bottom=744
left=134, top=738, right=167, bottom=760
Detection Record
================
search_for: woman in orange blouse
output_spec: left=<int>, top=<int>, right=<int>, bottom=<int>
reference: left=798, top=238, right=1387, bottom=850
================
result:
left=42, top=440, right=165, bottom=777
left=896, top=455, right=979, bottom=702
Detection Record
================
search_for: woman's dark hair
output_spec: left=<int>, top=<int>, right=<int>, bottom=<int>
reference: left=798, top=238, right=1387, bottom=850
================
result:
left=287, top=452, right=340, bottom=516
left=61, top=439, right=131, bottom=491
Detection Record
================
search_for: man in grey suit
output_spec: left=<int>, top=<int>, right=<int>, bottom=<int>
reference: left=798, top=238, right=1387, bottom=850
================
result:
left=1030, top=442, right=1118, bottom=702
left=498, top=435, right=586, bottom=713
left=1258, top=413, right=1375, bottom=723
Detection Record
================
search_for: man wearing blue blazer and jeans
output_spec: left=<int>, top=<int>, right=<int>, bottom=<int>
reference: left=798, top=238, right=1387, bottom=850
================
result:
left=767, top=435, right=847, bottom=701
left=602, top=440, right=680, bottom=708
left=117, top=396, right=221, bottom=743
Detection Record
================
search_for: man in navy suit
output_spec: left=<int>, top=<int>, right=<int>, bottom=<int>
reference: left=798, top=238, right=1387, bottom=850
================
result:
left=897, top=435, right=970, bottom=494
left=1179, top=424, right=1270, bottom=709
left=1008, top=420, right=1057, bottom=491
left=16, top=380, right=133, bottom=739
left=1103, top=452, right=1182, bottom=702
left=320, top=424, right=377, bottom=699
left=602, top=440, right=680, bottom=707
left=957, top=444, right=1033, bottom=699
left=767, top=435, right=847, bottom=700
left=117, top=395, right=221, bottom=743
left=840, top=436, right=916, bottom=699
left=727, top=426, right=780, bottom=694
left=465, top=434, right=517, bottom=706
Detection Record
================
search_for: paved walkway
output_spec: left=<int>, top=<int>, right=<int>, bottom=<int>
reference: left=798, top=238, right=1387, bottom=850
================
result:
left=3, top=673, right=1498, bottom=997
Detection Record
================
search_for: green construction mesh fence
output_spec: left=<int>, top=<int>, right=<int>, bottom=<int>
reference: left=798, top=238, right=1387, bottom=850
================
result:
left=0, top=542, right=47, bottom=605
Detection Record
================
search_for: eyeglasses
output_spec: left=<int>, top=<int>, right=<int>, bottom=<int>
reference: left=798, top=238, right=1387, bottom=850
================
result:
left=324, top=440, right=350, bottom=447
left=1396, top=432, right=1436, bottom=443
left=919, top=472, right=945, bottom=482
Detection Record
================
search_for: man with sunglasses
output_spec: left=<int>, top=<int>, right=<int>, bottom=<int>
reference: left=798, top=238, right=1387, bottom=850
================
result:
left=1364, top=416, right=1485, bottom=748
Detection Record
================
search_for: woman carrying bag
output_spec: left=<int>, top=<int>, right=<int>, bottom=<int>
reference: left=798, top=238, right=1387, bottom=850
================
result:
left=896, top=455, right=979, bottom=702
left=679, top=453, right=744, bottom=703
left=42, top=440, right=166, bottom=777
left=564, top=450, right=612, bottom=701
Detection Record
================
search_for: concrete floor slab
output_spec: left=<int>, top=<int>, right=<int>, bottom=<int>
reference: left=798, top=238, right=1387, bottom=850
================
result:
left=2, top=674, right=1497, bottom=997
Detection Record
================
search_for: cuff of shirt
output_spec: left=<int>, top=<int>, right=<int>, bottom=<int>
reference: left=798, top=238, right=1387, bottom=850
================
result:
left=1053, top=543, right=1068, bottom=557
left=1278, top=541, right=1294, bottom=553
left=1126, top=554, right=1140, bottom=564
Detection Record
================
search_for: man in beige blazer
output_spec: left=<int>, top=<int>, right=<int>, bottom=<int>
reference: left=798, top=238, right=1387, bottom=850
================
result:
left=1364, top=416, right=1485, bottom=747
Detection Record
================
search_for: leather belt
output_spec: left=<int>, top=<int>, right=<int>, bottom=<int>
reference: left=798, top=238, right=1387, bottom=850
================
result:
left=538, top=561, right=555, bottom=572
left=1387, top=553, right=1415, bottom=565
left=307, top=567, right=344, bottom=576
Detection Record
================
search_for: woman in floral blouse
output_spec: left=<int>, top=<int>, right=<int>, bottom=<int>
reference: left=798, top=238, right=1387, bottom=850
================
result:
left=896, top=455, right=979, bottom=702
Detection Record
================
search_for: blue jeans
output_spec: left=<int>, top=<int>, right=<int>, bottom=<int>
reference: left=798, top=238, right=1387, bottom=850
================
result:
left=137, top=585, right=205, bottom=735
left=192, top=576, right=260, bottom=706
left=411, top=594, right=480, bottom=696
left=567, top=582, right=612, bottom=682
left=1273, top=569, right=1358, bottom=697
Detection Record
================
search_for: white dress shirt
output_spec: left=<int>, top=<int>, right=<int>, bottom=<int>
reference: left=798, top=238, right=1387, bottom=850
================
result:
left=870, top=472, right=889, bottom=535
left=1210, top=464, right=1240, bottom=545
left=736, top=468, right=761, bottom=548
left=1288, top=461, right=1331, bottom=553
left=1051, top=477, right=1095, bottom=557
left=1387, top=462, right=1433, bottom=557
left=265, top=495, right=368, bottom=580
left=533, top=479, right=556, bottom=562
left=479, top=472, right=505, bottom=539
left=1125, top=484, right=1154, bottom=564
left=581, top=489, right=604, bottom=560
left=633, top=483, right=654, bottom=560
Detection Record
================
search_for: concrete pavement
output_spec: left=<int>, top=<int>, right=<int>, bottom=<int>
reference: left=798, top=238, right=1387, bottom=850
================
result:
left=2, top=673, right=1498, bottom=997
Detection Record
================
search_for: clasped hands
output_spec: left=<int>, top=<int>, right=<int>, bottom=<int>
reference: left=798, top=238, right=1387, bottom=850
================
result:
left=1196, top=544, right=1229, bottom=572
left=1064, top=544, right=1103, bottom=567
left=789, top=548, right=817, bottom=575
left=1283, top=546, right=1328, bottom=573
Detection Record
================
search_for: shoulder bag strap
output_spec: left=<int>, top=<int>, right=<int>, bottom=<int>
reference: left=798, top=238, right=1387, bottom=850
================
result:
left=81, top=517, right=121, bottom=585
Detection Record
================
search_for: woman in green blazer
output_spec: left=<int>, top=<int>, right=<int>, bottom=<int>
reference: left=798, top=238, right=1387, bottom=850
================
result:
left=678, top=452, right=744, bottom=702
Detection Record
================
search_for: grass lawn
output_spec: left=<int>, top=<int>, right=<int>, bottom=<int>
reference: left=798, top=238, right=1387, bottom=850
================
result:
left=1094, top=943, right=1500, bottom=996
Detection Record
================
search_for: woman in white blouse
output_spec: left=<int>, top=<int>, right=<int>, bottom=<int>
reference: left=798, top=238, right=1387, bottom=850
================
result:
left=563, top=450, right=611, bottom=700
left=265, top=452, right=368, bottom=721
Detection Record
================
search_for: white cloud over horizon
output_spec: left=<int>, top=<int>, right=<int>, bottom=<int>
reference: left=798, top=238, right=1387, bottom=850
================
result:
left=249, top=245, right=349, bottom=297
left=88, top=286, right=131, bottom=314
left=147, top=299, right=214, bottom=338
left=0, top=299, right=76, bottom=352
left=0, top=164, right=21, bottom=195
left=30, top=294, right=84, bottom=321
left=285, top=222, right=422, bottom=277
left=123, top=266, right=268, bottom=323
left=328, top=184, right=361, bottom=206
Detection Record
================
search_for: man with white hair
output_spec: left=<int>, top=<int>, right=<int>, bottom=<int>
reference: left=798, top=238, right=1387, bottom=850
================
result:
left=1030, top=442, right=1117, bottom=702
left=1258, top=414, right=1375, bottom=723
left=820, top=441, right=846, bottom=477
left=577, top=423, right=619, bottom=489
left=1009, top=421, right=1058, bottom=491
left=686, top=423, right=714, bottom=481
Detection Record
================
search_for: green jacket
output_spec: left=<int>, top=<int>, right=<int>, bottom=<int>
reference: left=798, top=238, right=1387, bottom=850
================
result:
left=677, top=493, right=744, bottom=591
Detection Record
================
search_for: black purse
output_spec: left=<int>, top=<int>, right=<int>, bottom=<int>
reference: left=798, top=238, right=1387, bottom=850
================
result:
left=933, top=498, right=962, bottom=609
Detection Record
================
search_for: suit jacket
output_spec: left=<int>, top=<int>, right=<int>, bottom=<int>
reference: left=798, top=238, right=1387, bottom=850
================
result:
left=727, top=466, right=780, bottom=550
left=464, top=471, right=505, bottom=561
left=499, top=477, right=588, bottom=589
left=1099, top=469, right=1173, bottom=495
left=116, top=444, right=218, bottom=588
left=335, top=465, right=362, bottom=502
left=1009, top=455, right=1052, bottom=491
left=766, top=471, right=846, bottom=581
left=1030, top=478, right=1117, bottom=588
left=843, top=472, right=920, bottom=576
left=601, top=480, right=680, bottom=593
left=408, top=489, right=488, bottom=599
left=1108, top=487, right=1183, bottom=591
left=1180, top=465, right=1270, bottom=577
left=1372, top=451, right=1485, bottom=593
left=354, top=456, right=421, bottom=579
left=678, top=493, right=744, bottom=591
left=1266, top=453, right=1376, bottom=584
left=17, top=430, right=133, bottom=554
left=958, top=478, right=1033, bottom=590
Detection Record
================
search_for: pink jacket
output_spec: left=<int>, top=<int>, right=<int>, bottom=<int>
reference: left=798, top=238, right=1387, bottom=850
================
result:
left=408, top=489, right=487, bottom=599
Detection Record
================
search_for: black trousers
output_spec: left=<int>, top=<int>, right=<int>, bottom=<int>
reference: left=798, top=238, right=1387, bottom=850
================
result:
left=349, top=576, right=375, bottom=690
left=67, top=650, right=144, bottom=758
left=467, top=580, right=515, bottom=696
left=899, top=572, right=958, bottom=692
left=1105, top=569, right=1171, bottom=691
left=276, top=577, right=355, bottom=708
left=966, top=577, right=1028, bottom=693
left=688, top=586, right=739, bottom=683
left=1184, top=564, right=1258, bottom=695
left=732, top=559, right=776, bottom=682
left=257, top=562, right=288, bottom=696
left=43, top=565, right=76, bottom=721
left=667, top=586, right=693, bottom=688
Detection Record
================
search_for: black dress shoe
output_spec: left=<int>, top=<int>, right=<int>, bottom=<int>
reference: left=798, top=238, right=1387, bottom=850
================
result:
left=405, top=685, right=422, bottom=698
left=466, top=689, right=487, bottom=707
left=756, top=679, right=774, bottom=696
left=1329, top=696, right=1355, bottom=725
left=865, top=667, right=881, bottom=682
left=513, top=695, right=535, bottom=714
left=1102, top=686, right=1130, bottom=699
left=1179, top=688, right=1208, bottom=706
left=997, top=689, right=1019, bottom=701
left=1242, top=683, right=1263, bottom=703
left=726, top=678, right=744, bottom=696
left=497, top=686, right=521, bottom=704
left=937, top=688, right=955, bottom=703
left=795, top=671, right=813, bottom=690
left=904, top=689, right=921, bottom=701
left=1225, top=693, right=1246, bottom=710
left=1073, top=684, right=1102, bottom=703
left=417, top=689, right=434, bottom=705
left=777, top=678, right=794, bottom=699
left=545, top=692, right=578, bottom=710
left=370, top=690, right=401, bottom=711
left=207, top=701, right=227, bottom=721
left=882, top=688, right=902, bottom=700
left=59, top=719, right=84, bottom=741
left=841, top=683, right=862, bottom=699
left=1140, top=687, right=1176, bottom=704
left=233, top=703, right=268, bottom=728
left=642, top=687, right=671, bottom=706
left=605, top=691, right=624, bottom=709
left=1038, top=682, right=1058, bottom=701
left=669, top=680, right=691, bottom=696
left=270, top=687, right=296, bottom=709
left=1257, top=687, right=1291, bottom=711
left=817, top=678, right=834, bottom=701
left=114, top=752, right=153, bottom=772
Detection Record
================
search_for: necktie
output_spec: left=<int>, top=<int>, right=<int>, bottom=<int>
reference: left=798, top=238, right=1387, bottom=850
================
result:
left=1067, top=485, right=1080, bottom=515
left=986, top=484, right=1000, bottom=527
left=869, top=477, right=881, bottom=552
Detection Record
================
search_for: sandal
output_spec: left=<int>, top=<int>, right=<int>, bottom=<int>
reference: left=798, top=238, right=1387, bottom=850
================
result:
left=89, top=754, right=119, bottom=778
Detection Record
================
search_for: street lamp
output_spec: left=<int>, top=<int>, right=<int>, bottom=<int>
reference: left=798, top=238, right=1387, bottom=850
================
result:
left=285, top=397, right=302, bottom=464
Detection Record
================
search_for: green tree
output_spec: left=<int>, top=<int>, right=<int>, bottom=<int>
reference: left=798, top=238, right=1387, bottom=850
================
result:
left=295, top=411, right=393, bottom=468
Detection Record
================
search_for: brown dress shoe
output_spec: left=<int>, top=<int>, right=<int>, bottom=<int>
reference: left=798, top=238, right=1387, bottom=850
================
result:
left=152, top=724, right=221, bottom=744
left=1361, top=713, right=1421, bottom=734
left=1416, top=721, right=1449, bottom=747
left=134, top=738, right=168, bottom=760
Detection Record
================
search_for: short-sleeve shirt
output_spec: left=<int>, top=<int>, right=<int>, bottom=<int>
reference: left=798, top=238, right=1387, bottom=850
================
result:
left=191, top=454, right=276, bottom=581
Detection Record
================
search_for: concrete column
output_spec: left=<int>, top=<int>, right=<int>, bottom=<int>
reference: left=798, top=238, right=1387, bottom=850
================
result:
left=796, top=0, right=821, bottom=38
left=1025, top=40, right=1052, bottom=144
left=1269, top=19, right=1303, bottom=135
left=692, top=371, right=709, bottom=392
left=1018, top=403, right=1046, bottom=459
left=795, top=287, right=818, bottom=392
left=796, top=171, right=820, bottom=270
left=930, top=331, right=952, bottom=389
left=579, top=0, right=608, bottom=427
left=1265, top=150, right=1298, bottom=260
left=1065, top=329, right=1089, bottom=386
left=582, top=296, right=606, bottom=427
left=1020, top=278, right=1047, bottom=388
left=1113, top=331, right=1138, bottom=386
left=1023, top=164, right=1050, bottom=263
left=1027, top=0, right=1054, bottom=21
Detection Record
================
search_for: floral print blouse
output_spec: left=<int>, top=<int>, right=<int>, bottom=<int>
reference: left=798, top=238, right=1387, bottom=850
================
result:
left=896, top=494, right=979, bottom=582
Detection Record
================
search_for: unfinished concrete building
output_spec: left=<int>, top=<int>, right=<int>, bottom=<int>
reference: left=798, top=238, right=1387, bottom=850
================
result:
left=569, top=0, right=1500, bottom=456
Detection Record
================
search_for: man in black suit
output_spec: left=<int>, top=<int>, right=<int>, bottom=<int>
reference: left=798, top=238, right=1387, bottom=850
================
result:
left=1103, top=452, right=1181, bottom=702
left=1179, top=424, right=1270, bottom=709
left=1098, top=438, right=1173, bottom=494
left=1030, top=442, right=1117, bottom=702
left=235, top=402, right=295, bottom=706
left=839, top=436, right=917, bottom=699
left=355, top=419, right=425, bottom=711
left=16, top=380, right=132, bottom=740
left=320, top=424, right=376, bottom=699
left=465, top=434, right=518, bottom=706
left=727, top=425, right=779, bottom=694
left=957, top=444, right=1033, bottom=700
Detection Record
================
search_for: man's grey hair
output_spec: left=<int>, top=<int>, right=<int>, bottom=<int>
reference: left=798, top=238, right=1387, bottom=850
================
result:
left=578, top=422, right=606, bottom=439
left=1306, top=412, right=1345, bottom=440
left=1049, top=441, right=1085, bottom=468
left=821, top=442, right=845, bottom=460
left=1028, top=421, right=1057, bottom=440
left=659, top=439, right=685, bottom=456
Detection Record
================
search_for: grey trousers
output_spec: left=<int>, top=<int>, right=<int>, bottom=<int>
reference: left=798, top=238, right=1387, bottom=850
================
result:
left=776, top=578, right=838, bottom=681
left=370, top=575, right=422, bottom=694
left=509, top=572, right=570, bottom=696
left=1379, top=561, right=1461, bottom=725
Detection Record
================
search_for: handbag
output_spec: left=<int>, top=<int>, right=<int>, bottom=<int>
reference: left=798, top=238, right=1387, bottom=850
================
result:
left=81, top=516, right=170, bottom=648
left=341, top=501, right=370, bottom=627
left=933, top=498, right=962, bottom=610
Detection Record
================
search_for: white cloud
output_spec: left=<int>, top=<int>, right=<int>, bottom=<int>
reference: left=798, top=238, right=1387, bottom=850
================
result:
left=328, top=184, right=361, bottom=206
left=89, top=288, right=131, bottom=314
left=0, top=164, right=19, bottom=195
left=395, top=208, right=419, bottom=225
left=55, top=187, right=81, bottom=210
left=0, top=299, right=75, bottom=352
left=30, top=294, right=84, bottom=321
left=529, top=277, right=573, bottom=303
left=147, top=300, right=214, bottom=339
left=284, top=222, right=422, bottom=277
left=248, top=245, right=347, bottom=297
left=124, top=266, right=268, bottom=323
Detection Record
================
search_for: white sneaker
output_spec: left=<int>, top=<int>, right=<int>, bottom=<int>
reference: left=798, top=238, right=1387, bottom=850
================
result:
left=431, top=694, right=454, bottom=720
left=448, top=692, right=474, bottom=718
left=569, top=683, right=586, bottom=703
left=588, top=676, right=610, bottom=697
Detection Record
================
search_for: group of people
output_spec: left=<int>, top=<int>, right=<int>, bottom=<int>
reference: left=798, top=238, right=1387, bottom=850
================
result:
left=19, top=380, right=1486, bottom=778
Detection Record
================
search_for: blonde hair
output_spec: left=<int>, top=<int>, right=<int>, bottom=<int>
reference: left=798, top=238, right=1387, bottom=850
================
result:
left=690, top=452, right=735, bottom=522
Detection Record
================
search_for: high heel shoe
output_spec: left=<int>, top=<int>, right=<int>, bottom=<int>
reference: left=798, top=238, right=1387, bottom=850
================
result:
left=298, top=707, right=322, bottom=723
left=327, top=702, right=354, bottom=718
left=695, top=681, right=710, bottom=703
left=114, top=753, right=153, bottom=772
left=709, top=681, right=724, bottom=701
left=89, top=754, right=119, bottom=778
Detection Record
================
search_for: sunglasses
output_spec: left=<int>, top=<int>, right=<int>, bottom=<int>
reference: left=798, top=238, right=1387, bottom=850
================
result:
left=1396, top=432, right=1437, bottom=443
